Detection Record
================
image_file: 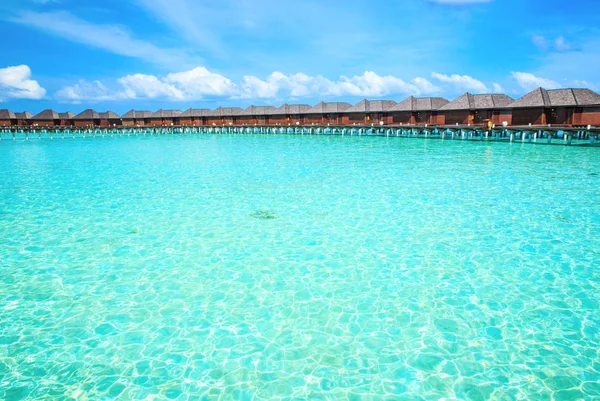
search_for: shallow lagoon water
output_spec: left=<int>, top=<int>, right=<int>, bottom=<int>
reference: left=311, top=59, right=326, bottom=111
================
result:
left=1, top=134, right=599, bottom=400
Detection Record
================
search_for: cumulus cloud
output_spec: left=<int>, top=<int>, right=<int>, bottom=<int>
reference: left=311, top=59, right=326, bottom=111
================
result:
left=511, top=72, right=561, bottom=91
left=56, top=67, right=441, bottom=102
left=0, top=65, right=46, bottom=100
left=431, top=72, right=489, bottom=93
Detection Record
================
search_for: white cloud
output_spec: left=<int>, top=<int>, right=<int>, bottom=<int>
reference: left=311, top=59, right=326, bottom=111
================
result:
left=511, top=72, right=561, bottom=91
left=56, top=67, right=441, bottom=102
left=431, top=72, right=489, bottom=93
left=0, top=65, right=46, bottom=100
left=492, top=83, right=504, bottom=93
left=10, top=11, right=196, bottom=69
left=532, top=35, right=578, bottom=53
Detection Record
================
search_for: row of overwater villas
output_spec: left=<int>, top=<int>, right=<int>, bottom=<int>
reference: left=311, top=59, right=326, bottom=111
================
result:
left=2, top=87, right=600, bottom=128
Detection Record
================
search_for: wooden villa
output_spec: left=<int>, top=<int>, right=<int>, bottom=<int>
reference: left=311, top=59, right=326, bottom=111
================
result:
left=59, top=112, right=75, bottom=127
left=99, top=111, right=121, bottom=127
left=342, top=100, right=397, bottom=125
left=180, top=108, right=211, bottom=126
left=509, top=88, right=600, bottom=126
left=388, top=97, right=449, bottom=125
left=235, top=106, right=277, bottom=125
left=268, top=104, right=311, bottom=125
left=305, top=102, right=352, bottom=125
left=15, top=112, right=32, bottom=126
left=73, top=109, right=100, bottom=127
left=150, top=110, right=182, bottom=126
left=205, top=107, right=243, bottom=126
left=439, top=93, right=514, bottom=126
left=31, top=109, right=60, bottom=126
left=122, top=110, right=153, bottom=127
left=0, top=110, right=17, bottom=126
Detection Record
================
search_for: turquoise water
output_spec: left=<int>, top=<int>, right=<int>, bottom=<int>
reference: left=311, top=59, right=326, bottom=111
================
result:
left=1, top=135, right=599, bottom=401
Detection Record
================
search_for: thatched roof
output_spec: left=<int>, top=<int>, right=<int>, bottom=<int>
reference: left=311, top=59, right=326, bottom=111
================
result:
left=509, top=88, right=600, bottom=108
left=99, top=111, right=121, bottom=119
left=32, top=109, right=59, bottom=120
left=15, top=112, right=33, bottom=119
left=151, top=109, right=182, bottom=118
left=208, top=107, right=243, bottom=117
left=238, top=106, right=278, bottom=116
left=0, top=109, right=16, bottom=119
left=73, top=109, right=100, bottom=119
left=306, top=102, right=352, bottom=114
left=344, top=99, right=397, bottom=113
left=180, top=108, right=211, bottom=117
left=122, top=110, right=153, bottom=119
left=59, top=112, right=75, bottom=119
left=273, top=104, right=311, bottom=115
left=439, top=93, right=514, bottom=111
left=392, top=97, right=449, bottom=112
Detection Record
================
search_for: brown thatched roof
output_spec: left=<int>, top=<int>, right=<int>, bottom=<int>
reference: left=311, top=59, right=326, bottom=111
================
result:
left=344, top=99, right=397, bottom=113
left=32, top=109, right=59, bottom=120
left=509, top=88, right=600, bottom=108
left=122, top=110, right=153, bottom=119
left=99, top=111, right=121, bottom=119
left=0, top=109, right=16, bottom=119
left=15, top=112, right=33, bottom=119
left=273, top=104, right=311, bottom=115
left=238, top=106, right=278, bottom=116
left=439, top=93, right=514, bottom=111
left=392, top=97, right=449, bottom=112
left=180, top=108, right=211, bottom=117
left=305, top=102, right=352, bottom=114
left=74, top=109, right=100, bottom=119
left=151, top=109, right=182, bottom=118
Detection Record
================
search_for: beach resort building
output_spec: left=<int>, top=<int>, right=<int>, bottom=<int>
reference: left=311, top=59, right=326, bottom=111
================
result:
left=342, top=100, right=397, bottom=125
left=438, top=93, right=514, bottom=126
left=15, top=112, right=32, bottom=126
left=235, top=106, right=277, bottom=125
left=180, top=109, right=211, bottom=126
left=31, top=109, right=60, bottom=126
left=150, top=110, right=182, bottom=126
left=305, top=102, right=352, bottom=125
left=205, top=107, right=243, bottom=126
left=509, top=88, right=600, bottom=126
left=122, top=110, right=153, bottom=127
left=267, top=104, right=311, bottom=125
left=388, top=97, right=449, bottom=125
left=0, top=109, right=17, bottom=126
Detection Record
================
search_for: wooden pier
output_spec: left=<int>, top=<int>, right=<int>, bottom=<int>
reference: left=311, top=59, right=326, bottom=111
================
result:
left=1, top=125, right=598, bottom=146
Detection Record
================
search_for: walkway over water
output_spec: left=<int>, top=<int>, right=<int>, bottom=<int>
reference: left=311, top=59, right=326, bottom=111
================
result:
left=2, top=125, right=599, bottom=146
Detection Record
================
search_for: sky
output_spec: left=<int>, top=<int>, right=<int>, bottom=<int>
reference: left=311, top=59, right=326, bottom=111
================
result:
left=0, top=0, right=599, bottom=114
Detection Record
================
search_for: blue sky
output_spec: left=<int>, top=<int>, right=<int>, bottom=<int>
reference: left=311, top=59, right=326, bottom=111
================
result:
left=0, top=0, right=599, bottom=114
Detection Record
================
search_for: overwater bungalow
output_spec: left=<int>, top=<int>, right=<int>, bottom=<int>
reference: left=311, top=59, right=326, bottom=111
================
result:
left=342, top=100, right=397, bottom=125
left=15, top=112, right=32, bottom=126
left=150, top=110, right=182, bottom=126
left=305, top=102, right=352, bottom=125
left=268, top=104, right=311, bottom=125
left=388, top=97, right=449, bottom=125
left=0, top=109, right=17, bottom=126
left=31, top=109, right=60, bottom=126
left=73, top=109, right=100, bottom=127
left=59, top=112, right=75, bottom=127
left=99, top=111, right=122, bottom=127
left=122, top=110, right=153, bottom=127
left=180, top=108, right=211, bottom=126
left=205, top=107, right=243, bottom=126
left=509, top=88, right=600, bottom=126
left=235, top=106, right=277, bottom=125
left=438, top=93, right=514, bottom=126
